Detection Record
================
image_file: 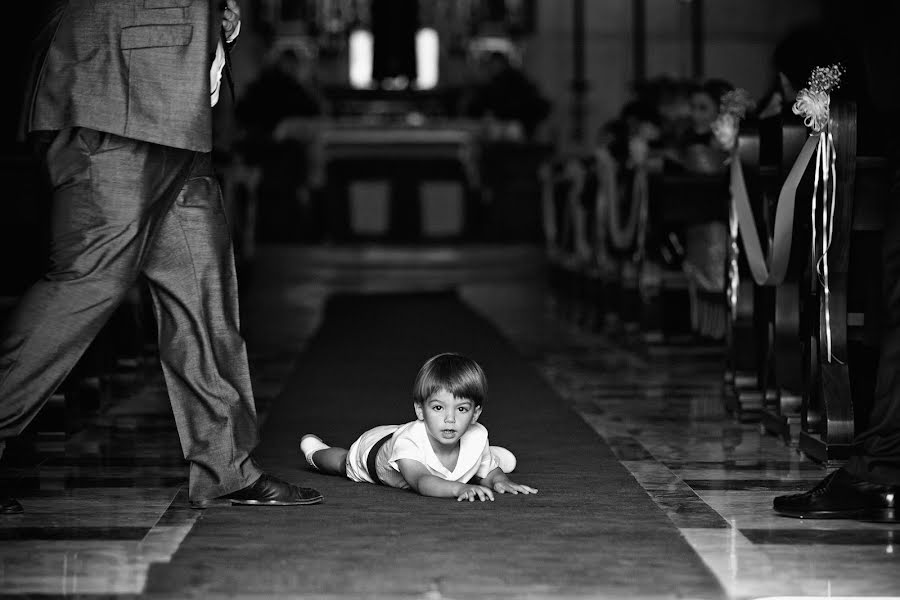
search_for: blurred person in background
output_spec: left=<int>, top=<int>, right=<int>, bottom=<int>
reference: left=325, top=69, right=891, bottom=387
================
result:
left=236, top=45, right=326, bottom=242
left=460, top=50, right=551, bottom=140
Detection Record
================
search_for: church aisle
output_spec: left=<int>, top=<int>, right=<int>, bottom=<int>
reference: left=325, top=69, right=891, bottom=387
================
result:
left=0, top=245, right=898, bottom=598
left=145, top=288, right=723, bottom=598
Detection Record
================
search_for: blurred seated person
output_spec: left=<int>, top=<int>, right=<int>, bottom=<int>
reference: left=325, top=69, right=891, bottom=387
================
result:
left=669, top=78, right=735, bottom=340
left=605, top=100, right=663, bottom=170
left=459, top=50, right=551, bottom=141
left=634, top=75, right=693, bottom=150
left=675, top=78, right=734, bottom=174
left=236, top=46, right=325, bottom=137
left=236, top=46, right=326, bottom=243
left=756, top=27, right=813, bottom=120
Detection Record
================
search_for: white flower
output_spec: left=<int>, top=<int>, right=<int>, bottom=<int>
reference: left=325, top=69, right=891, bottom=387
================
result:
left=711, top=113, right=738, bottom=150
left=628, top=136, right=649, bottom=166
left=792, top=88, right=830, bottom=132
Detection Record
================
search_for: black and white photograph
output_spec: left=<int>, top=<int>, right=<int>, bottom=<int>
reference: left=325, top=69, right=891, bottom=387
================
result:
left=1, top=1, right=899, bottom=598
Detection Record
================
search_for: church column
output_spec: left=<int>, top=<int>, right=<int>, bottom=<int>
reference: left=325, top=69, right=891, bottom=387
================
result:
left=571, top=0, right=588, bottom=143
left=690, top=0, right=705, bottom=80
left=632, top=0, right=646, bottom=84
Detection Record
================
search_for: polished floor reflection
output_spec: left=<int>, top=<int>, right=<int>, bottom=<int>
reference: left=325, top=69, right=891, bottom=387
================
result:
left=1, top=244, right=899, bottom=598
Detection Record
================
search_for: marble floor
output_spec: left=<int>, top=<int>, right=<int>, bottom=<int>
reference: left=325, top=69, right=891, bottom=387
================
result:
left=1, top=244, right=899, bottom=599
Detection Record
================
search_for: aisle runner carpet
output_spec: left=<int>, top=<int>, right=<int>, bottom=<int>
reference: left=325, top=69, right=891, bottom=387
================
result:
left=147, top=292, right=722, bottom=598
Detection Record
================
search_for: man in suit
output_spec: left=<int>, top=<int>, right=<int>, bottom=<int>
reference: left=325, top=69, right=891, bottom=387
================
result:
left=0, top=0, right=322, bottom=514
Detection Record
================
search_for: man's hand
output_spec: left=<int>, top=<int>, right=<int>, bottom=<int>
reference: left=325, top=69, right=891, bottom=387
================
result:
left=222, top=0, right=241, bottom=42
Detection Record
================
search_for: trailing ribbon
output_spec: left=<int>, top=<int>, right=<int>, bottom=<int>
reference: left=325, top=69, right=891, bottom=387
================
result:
left=728, top=133, right=820, bottom=286
left=631, top=168, right=649, bottom=263
left=812, top=129, right=837, bottom=361
left=727, top=197, right=739, bottom=318
left=730, top=130, right=838, bottom=361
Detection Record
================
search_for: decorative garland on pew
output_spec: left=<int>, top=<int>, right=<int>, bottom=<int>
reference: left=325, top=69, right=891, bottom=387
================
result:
left=722, top=64, right=844, bottom=361
left=539, top=158, right=590, bottom=267
left=712, top=89, right=756, bottom=318
left=539, top=162, right=560, bottom=259
left=598, top=146, right=649, bottom=261
left=795, top=64, right=844, bottom=361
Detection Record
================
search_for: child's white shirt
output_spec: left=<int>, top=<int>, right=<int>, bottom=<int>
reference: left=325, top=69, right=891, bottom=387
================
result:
left=345, top=420, right=499, bottom=489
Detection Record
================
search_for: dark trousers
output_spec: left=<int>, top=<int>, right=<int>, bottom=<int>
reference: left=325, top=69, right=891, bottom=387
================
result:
left=845, top=136, right=900, bottom=485
left=0, top=127, right=262, bottom=500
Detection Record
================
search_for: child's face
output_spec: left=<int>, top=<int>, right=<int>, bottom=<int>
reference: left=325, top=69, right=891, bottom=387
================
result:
left=414, top=389, right=482, bottom=451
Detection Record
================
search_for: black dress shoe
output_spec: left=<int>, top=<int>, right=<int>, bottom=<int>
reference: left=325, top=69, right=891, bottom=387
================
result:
left=1, top=496, right=24, bottom=515
left=190, top=473, right=323, bottom=509
left=773, top=469, right=899, bottom=522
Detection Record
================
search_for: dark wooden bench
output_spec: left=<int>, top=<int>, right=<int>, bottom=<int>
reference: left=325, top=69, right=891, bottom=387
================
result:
left=726, top=116, right=806, bottom=427
left=728, top=113, right=816, bottom=441
left=734, top=100, right=888, bottom=463
left=644, top=168, right=729, bottom=341
left=540, top=155, right=589, bottom=323
left=798, top=98, right=888, bottom=465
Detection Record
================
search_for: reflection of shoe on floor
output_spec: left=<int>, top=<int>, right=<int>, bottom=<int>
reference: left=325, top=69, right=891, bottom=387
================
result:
left=773, top=468, right=899, bottom=522
left=190, top=473, right=323, bottom=509
left=490, top=446, right=516, bottom=474
left=1, top=496, right=24, bottom=515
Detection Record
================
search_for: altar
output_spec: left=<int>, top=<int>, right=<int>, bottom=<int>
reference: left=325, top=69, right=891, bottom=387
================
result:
left=275, top=119, right=483, bottom=241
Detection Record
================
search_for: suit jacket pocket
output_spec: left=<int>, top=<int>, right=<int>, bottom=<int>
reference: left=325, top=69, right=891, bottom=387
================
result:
left=121, top=24, right=193, bottom=49
left=145, top=0, right=193, bottom=7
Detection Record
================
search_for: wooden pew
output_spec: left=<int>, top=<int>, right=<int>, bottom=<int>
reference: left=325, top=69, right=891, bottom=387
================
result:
left=645, top=168, right=729, bottom=341
left=728, top=114, right=814, bottom=443
left=584, top=148, right=729, bottom=342
left=540, top=153, right=602, bottom=327
left=736, top=99, right=888, bottom=462
left=542, top=150, right=640, bottom=333
left=726, top=115, right=807, bottom=424
left=547, top=145, right=734, bottom=349
left=589, top=152, right=654, bottom=336
left=540, top=156, right=579, bottom=318
left=728, top=116, right=809, bottom=430
left=797, top=98, right=888, bottom=465
left=723, top=118, right=771, bottom=422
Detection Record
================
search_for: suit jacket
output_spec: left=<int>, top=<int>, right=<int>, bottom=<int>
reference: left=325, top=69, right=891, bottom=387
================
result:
left=24, top=0, right=219, bottom=152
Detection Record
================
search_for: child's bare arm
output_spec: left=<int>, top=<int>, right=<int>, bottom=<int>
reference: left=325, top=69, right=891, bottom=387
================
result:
left=396, top=459, right=494, bottom=501
left=479, top=467, right=539, bottom=495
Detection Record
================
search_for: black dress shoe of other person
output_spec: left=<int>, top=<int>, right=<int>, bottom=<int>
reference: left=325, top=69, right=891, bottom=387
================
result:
left=1, top=496, right=24, bottom=515
left=190, top=473, right=324, bottom=509
left=773, top=469, right=899, bottom=522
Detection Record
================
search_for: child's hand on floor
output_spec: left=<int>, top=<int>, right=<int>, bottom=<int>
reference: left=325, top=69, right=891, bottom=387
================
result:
left=493, top=480, right=538, bottom=495
left=457, top=484, right=495, bottom=502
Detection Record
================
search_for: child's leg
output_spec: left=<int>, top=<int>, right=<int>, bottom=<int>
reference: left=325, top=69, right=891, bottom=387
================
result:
left=490, top=446, right=516, bottom=473
left=312, top=448, right=348, bottom=474
left=300, top=434, right=348, bottom=475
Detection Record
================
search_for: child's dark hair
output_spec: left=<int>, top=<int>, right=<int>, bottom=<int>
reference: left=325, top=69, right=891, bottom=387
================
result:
left=413, top=353, right=487, bottom=407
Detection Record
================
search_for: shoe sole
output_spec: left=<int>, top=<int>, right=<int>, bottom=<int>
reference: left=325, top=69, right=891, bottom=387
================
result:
left=774, top=507, right=897, bottom=521
left=774, top=509, right=862, bottom=519
left=230, top=496, right=324, bottom=506
left=190, top=496, right=324, bottom=509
